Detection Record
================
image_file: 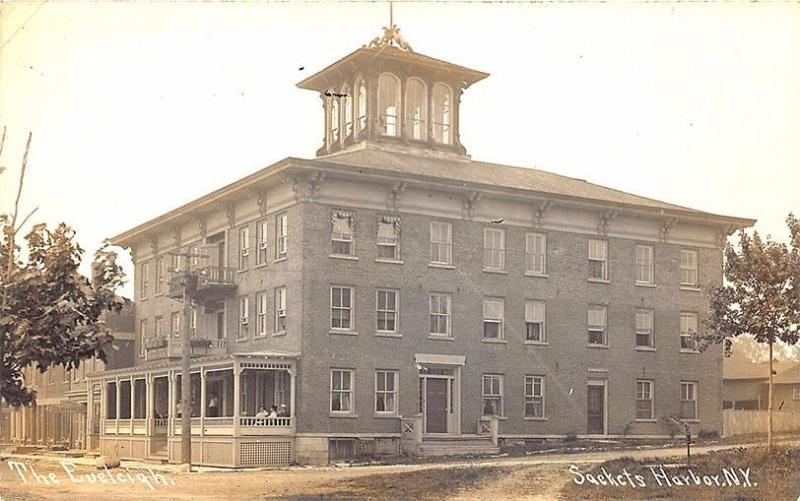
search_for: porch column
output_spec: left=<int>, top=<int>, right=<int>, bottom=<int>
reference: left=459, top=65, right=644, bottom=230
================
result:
left=146, top=373, right=153, bottom=435
left=233, top=360, right=241, bottom=437
left=200, top=368, right=206, bottom=437
left=115, top=377, right=120, bottom=433
left=99, top=380, right=105, bottom=435
left=289, top=366, right=297, bottom=432
left=168, top=371, right=175, bottom=436
left=86, top=384, right=93, bottom=448
left=129, top=376, right=135, bottom=436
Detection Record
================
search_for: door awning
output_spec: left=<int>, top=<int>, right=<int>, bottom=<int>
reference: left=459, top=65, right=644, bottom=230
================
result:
left=414, top=353, right=465, bottom=366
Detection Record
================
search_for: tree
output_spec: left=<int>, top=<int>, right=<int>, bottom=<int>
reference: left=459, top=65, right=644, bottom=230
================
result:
left=704, top=214, right=800, bottom=452
left=0, top=131, right=126, bottom=407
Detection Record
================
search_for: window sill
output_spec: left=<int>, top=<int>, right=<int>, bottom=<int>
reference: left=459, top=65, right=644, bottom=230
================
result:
left=329, top=254, right=359, bottom=261
left=635, top=282, right=656, bottom=288
left=427, top=335, right=454, bottom=341
left=329, top=413, right=358, bottom=419
left=587, top=278, right=610, bottom=284
left=523, top=417, right=548, bottom=422
left=329, top=330, right=358, bottom=336
left=274, top=256, right=287, bottom=263
left=375, top=258, right=403, bottom=265
left=254, top=263, right=268, bottom=269
left=481, top=415, right=508, bottom=421
left=524, top=341, right=549, bottom=346
left=587, top=344, right=610, bottom=349
left=375, top=332, right=402, bottom=338
left=635, top=418, right=658, bottom=423
left=236, top=269, right=249, bottom=274
left=373, top=413, right=400, bottom=419
left=154, top=292, right=164, bottom=297
left=482, top=268, right=508, bottom=275
left=482, top=338, right=508, bottom=344
left=236, top=337, right=249, bottom=343
left=524, top=272, right=549, bottom=279
left=635, top=346, right=656, bottom=352
left=429, top=263, right=455, bottom=270
left=253, top=334, right=268, bottom=339
left=680, top=285, right=702, bottom=292
left=272, top=330, right=287, bottom=337
left=682, top=418, right=700, bottom=423
left=680, top=349, right=700, bottom=354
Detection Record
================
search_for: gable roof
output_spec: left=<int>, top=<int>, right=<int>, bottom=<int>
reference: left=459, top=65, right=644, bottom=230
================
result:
left=772, top=363, right=800, bottom=385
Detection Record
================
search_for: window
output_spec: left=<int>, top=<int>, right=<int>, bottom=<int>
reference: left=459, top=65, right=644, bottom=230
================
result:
left=429, top=293, right=451, bottom=337
left=430, top=221, right=452, bottom=265
left=106, top=382, right=117, bottom=419
left=377, top=216, right=400, bottom=261
left=134, top=379, right=146, bottom=419
left=238, top=296, right=250, bottom=340
left=680, top=249, right=699, bottom=287
left=525, top=233, right=547, bottom=275
left=256, top=219, right=269, bottom=265
left=375, top=370, right=398, bottom=414
left=680, top=312, right=699, bottom=351
left=171, top=312, right=181, bottom=338
left=343, top=86, right=353, bottom=138
left=636, top=245, right=654, bottom=284
left=139, top=263, right=149, bottom=299
left=256, top=292, right=268, bottom=337
left=588, top=239, right=608, bottom=280
left=330, top=369, right=354, bottom=413
left=378, top=73, right=400, bottom=136
left=72, top=366, right=80, bottom=383
left=189, top=244, right=200, bottom=269
left=635, top=309, right=654, bottom=348
left=525, top=300, right=546, bottom=343
left=356, top=77, right=367, bottom=133
left=376, top=289, right=398, bottom=334
left=139, top=319, right=147, bottom=357
left=588, top=305, right=607, bottom=345
left=636, top=380, right=654, bottom=420
left=432, top=83, right=452, bottom=144
left=331, top=211, right=355, bottom=256
left=119, top=380, right=132, bottom=419
left=155, top=257, right=164, bottom=294
left=792, top=385, right=800, bottom=400
left=681, top=381, right=698, bottom=420
left=239, top=226, right=250, bottom=270
left=405, top=78, right=427, bottom=141
left=275, top=286, right=287, bottom=333
left=155, top=316, right=163, bottom=338
left=329, top=92, right=340, bottom=143
left=524, top=375, right=545, bottom=418
left=190, top=308, right=197, bottom=338
left=483, top=297, right=504, bottom=340
left=276, top=213, right=288, bottom=259
left=331, top=286, right=353, bottom=331
left=483, top=228, right=506, bottom=271
left=482, top=374, right=503, bottom=416
left=170, top=253, right=182, bottom=274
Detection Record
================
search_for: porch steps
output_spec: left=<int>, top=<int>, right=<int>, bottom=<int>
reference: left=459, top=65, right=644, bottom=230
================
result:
left=418, top=435, right=500, bottom=457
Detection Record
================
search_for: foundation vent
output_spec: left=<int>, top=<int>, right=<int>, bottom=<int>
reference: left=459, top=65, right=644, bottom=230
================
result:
left=239, top=441, right=292, bottom=466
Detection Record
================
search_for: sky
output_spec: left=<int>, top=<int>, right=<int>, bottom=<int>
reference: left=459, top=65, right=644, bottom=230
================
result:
left=1, top=1, right=799, bottom=303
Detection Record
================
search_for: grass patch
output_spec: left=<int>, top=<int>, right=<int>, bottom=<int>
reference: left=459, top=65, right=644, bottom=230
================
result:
left=290, top=465, right=513, bottom=500
left=560, top=446, right=800, bottom=500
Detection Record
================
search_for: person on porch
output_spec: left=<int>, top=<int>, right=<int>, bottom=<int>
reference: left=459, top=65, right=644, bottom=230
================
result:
left=278, top=404, right=289, bottom=417
left=267, top=405, right=278, bottom=418
left=208, top=393, right=219, bottom=417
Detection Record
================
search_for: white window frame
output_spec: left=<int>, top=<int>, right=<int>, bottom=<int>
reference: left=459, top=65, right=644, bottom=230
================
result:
left=330, top=286, right=354, bottom=332
left=376, top=289, right=399, bottom=334
left=680, top=249, right=699, bottom=287
left=255, top=291, right=268, bottom=337
left=274, top=286, right=287, bottom=333
left=635, top=309, right=654, bottom=348
left=483, top=228, right=506, bottom=271
left=139, top=319, right=147, bottom=357
left=680, top=312, right=699, bottom=352
left=429, top=221, right=453, bottom=266
left=588, top=239, right=608, bottom=280
left=189, top=307, right=197, bottom=338
left=239, top=226, right=250, bottom=270
left=525, top=300, right=546, bottom=343
left=588, top=305, right=608, bottom=346
left=154, top=257, right=164, bottom=294
left=170, top=311, right=181, bottom=338
left=635, top=244, right=654, bottom=285
left=139, top=263, right=149, bottom=300
left=275, top=212, right=288, bottom=259
left=238, top=296, right=250, bottom=340
left=154, top=316, right=163, bottom=339
left=525, top=232, right=547, bottom=276
left=482, top=374, right=504, bottom=417
left=330, top=369, right=354, bottom=414
left=429, top=293, right=452, bottom=337
left=524, top=375, right=545, bottom=419
left=635, top=379, right=654, bottom=420
left=256, top=219, right=269, bottom=266
left=482, top=297, right=505, bottom=340
left=681, top=381, right=699, bottom=420
left=376, top=217, right=400, bottom=261
left=331, top=211, right=355, bottom=257
left=375, top=370, right=398, bottom=415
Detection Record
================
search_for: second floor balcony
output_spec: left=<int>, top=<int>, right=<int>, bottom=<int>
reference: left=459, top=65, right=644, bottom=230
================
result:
left=145, top=336, right=228, bottom=361
left=168, top=266, right=237, bottom=305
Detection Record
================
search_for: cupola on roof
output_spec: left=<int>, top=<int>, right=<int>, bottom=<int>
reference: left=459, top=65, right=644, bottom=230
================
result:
left=297, top=22, right=489, bottom=158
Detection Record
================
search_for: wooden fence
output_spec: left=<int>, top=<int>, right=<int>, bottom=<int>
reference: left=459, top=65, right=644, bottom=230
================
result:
left=722, top=409, right=800, bottom=437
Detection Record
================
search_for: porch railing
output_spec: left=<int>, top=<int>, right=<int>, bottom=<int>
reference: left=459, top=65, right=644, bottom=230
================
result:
left=153, top=418, right=168, bottom=427
left=240, top=416, right=292, bottom=427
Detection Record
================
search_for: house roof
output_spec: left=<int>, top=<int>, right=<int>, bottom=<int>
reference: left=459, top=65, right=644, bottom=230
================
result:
left=723, top=352, right=800, bottom=382
left=772, top=363, right=800, bottom=385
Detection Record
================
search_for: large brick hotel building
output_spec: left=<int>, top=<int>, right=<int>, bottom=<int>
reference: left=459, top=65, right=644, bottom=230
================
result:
left=89, top=24, right=754, bottom=466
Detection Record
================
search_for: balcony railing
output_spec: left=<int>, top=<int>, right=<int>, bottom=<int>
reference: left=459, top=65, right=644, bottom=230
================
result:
left=145, top=337, right=215, bottom=361
left=240, top=416, right=292, bottom=427
left=168, top=267, right=237, bottom=303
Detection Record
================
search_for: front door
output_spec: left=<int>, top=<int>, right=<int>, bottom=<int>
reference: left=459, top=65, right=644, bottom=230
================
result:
left=425, top=378, right=448, bottom=434
left=587, top=384, right=605, bottom=434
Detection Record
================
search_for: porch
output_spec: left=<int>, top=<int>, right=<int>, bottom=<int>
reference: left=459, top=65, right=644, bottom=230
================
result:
left=88, top=353, right=297, bottom=466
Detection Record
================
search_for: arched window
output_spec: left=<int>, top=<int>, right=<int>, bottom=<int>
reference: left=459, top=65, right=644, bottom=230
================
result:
left=342, top=85, right=353, bottom=138
left=378, top=73, right=401, bottom=137
left=432, top=83, right=452, bottom=145
left=356, top=78, right=367, bottom=133
left=405, top=78, right=427, bottom=141
left=329, top=92, right=340, bottom=144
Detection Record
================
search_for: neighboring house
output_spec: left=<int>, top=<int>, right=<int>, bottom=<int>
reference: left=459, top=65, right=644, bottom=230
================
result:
left=92, top=24, right=754, bottom=467
left=770, top=364, right=800, bottom=412
left=1, top=300, right=135, bottom=450
left=723, top=348, right=800, bottom=411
